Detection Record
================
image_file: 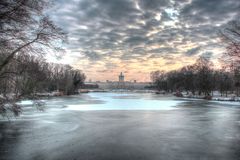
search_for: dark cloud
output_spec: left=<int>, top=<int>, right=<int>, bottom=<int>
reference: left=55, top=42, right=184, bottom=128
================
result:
left=164, top=61, right=176, bottom=65
left=97, top=0, right=140, bottom=21
left=149, top=47, right=175, bottom=54
left=138, top=0, right=171, bottom=11
left=124, top=36, right=149, bottom=47
left=161, top=10, right=173, bottom=21
left=200, top=52, right=213, bottom=59
left=185, top=46, right=201, bottom=56
left=83, top=51, right=103, bottom=61
left=105, top=62, right=118, bottom=69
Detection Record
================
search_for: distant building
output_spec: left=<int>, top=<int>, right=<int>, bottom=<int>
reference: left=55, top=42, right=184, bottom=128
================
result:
left=119, top=72, right=124, bottom=82
left=84, top=72, right=151, bottom=90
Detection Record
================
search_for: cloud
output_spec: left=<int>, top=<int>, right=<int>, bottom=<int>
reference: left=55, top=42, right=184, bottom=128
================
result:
left=180, top=0, right=240, bottom=25
left=47, top=0, right=240, bottom=81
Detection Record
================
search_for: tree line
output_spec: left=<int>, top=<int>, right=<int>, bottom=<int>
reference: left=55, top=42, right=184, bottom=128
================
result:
left=151, top=20, right=240, bottom=98
left=0, top=54, right=86, bottom=97
left=151, top=57, right=239, bottom=97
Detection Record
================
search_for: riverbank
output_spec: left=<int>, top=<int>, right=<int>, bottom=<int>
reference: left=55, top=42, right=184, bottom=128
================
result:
left=35, top=90, right=240, bottom=103
left=179, top=93, right=240, bottom=102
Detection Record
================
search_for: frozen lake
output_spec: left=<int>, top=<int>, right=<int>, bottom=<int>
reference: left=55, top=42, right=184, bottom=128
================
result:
left=1, top=92, right=240, bottom=160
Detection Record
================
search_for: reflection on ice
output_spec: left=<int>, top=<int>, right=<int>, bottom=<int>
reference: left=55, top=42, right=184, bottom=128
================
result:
left=64, top=93, right=183, bottom=111
left=66, top=100, right=181, bottom=111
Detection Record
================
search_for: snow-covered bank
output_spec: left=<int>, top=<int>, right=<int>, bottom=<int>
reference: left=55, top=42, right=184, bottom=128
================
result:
left=211, top=100, right=240, bottom=105
left=180, top=91, right=240, bottom=103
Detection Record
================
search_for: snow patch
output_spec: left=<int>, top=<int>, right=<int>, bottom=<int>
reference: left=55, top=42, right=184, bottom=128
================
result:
left=17, top=100, right=34, bottom=105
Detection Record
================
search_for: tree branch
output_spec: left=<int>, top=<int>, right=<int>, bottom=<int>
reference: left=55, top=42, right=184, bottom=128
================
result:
left=0, top=35, right=40, bottom=73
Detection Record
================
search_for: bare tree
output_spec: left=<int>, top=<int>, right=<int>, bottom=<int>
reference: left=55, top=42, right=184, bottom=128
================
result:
left=0, top=0, right=66, bottom=117
left=221, top=20, right=240, bottom=96
left=194, top=57, right=214, bottom=96
left=150, top=71, right=168, bottom=91
left=150, top=57, right=217, bottom=98
left=0, top=0, right=66, bottom=75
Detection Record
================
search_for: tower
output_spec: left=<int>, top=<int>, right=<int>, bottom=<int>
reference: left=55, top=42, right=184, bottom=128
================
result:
left=117, top=72, right=125, bottom=89
left=119, top=72, right=124, bottom=82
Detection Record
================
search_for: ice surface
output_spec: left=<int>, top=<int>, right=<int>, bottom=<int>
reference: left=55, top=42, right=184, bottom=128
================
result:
left=1, top=92, right=240, bottom=160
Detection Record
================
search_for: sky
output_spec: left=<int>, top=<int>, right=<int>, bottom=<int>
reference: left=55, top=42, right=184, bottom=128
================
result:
left=47, top=0, right=240, bottom=82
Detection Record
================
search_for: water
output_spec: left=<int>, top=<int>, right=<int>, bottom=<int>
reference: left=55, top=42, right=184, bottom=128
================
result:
left=0, top=92, right=240, bottom=160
